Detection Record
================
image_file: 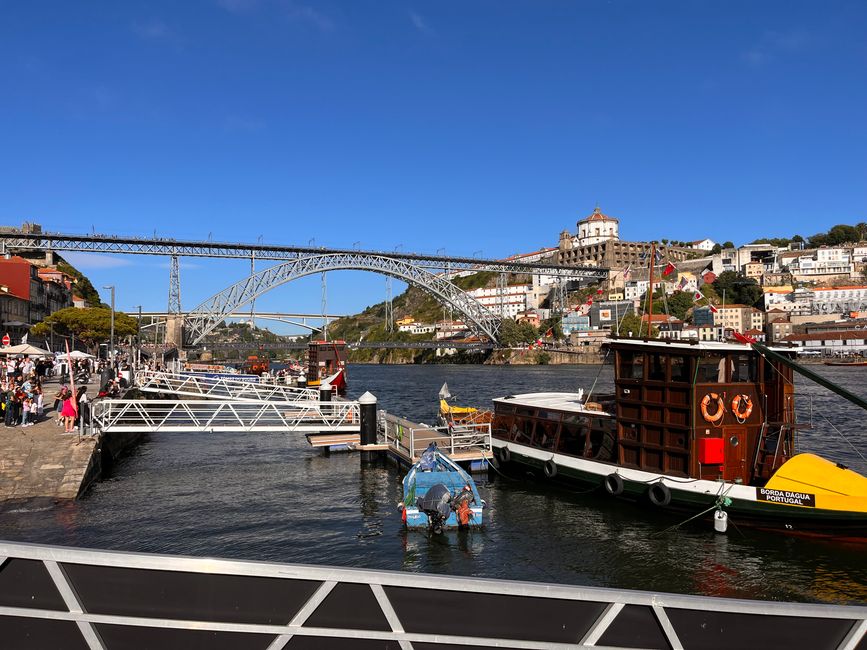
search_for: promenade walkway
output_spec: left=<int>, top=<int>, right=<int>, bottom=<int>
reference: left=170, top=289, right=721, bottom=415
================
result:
left=0, top=380, right=100, bottom=502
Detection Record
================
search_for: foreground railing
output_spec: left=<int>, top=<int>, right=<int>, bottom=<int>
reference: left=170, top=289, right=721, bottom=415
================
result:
left=379, top=412, right=492, bottom=459
left=135, top=369, right=318, bottom=402
left=0, top=539, right=862, bottom=650
left=91, top=399, right=359, bottom=433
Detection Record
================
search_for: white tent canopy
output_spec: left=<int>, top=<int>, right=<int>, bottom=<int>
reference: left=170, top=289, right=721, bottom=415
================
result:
left=54, top=350, right=96, bottom=359
left=0, top=344, right=53, bottom=357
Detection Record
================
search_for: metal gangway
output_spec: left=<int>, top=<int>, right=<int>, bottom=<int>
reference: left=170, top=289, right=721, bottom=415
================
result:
left=377, top=412, right=492, bottom=463
left=91, top=399, right=359, bottom=434
left=135, top=369, right=319, bottom=403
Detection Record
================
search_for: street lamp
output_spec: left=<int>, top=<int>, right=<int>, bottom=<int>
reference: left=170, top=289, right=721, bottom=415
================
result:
left=103, top=285, right=115, bottom=365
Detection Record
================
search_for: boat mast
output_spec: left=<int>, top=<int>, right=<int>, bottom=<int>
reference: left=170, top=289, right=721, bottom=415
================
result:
left=647, top=242, right=656, bottom=336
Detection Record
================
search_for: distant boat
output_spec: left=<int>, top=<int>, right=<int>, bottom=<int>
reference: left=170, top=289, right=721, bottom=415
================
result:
left=400, top=443, right=484, bottom=534
left=823, top=359, right=867, bottom=366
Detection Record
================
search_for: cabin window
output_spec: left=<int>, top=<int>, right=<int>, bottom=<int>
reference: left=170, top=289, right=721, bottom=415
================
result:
left=515, top=407, right=536, bottom=418
left=557, top=417, right=589, bottom=456
left=619, top=352, right=644, bottom=380
left=538, top=410, right=561, bottom=421
left=647, top=354, right=665, bottom=381
left=534, top=419, right=558, bottom=450
left=696, top=355, right=725, bottom=383
left=512, top=417, right=535, bottom=444
left=670, top=355, right=690, bottom=382
left=731, top=354, right=757, bottom=382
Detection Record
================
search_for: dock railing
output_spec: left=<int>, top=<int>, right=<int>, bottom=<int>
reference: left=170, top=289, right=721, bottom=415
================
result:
left=378, top=412, right=492, bottom=460
left=135, top=369, right=319, bottom=402
left=91, top=399, right=360, bottom=433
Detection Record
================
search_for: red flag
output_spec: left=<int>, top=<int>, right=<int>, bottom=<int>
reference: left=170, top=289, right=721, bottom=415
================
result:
left=693, top=291, right=703, bottom=301
left=65, top=340, right=78, bottom=415
left=596, top=288, right=603, bottom=294
left=733, top=331, right=756, bottom=344
left=709, top=304, right=718, bottom=314
left=544, top=327, right=553, bottom=338
left=662, top=262, right=675, bottom=277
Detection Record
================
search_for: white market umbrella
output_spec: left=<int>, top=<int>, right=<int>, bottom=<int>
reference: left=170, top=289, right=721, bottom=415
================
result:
left=67, top=350, right=96, bottom=359
left=0, top=343, right=53, bottom=357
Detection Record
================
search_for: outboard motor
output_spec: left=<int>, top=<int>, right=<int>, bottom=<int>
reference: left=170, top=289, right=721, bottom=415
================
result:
left=416, top=483, right=451, bottom=534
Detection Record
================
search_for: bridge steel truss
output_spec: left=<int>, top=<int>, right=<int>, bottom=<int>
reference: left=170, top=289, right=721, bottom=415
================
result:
left=184, top=253, right=509, bottom=345
left=135, top=370, right=319, bottom=402
left=0, top=230, right=608, bottom=279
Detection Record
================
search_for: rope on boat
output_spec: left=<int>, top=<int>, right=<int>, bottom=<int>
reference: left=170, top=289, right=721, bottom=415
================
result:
left=652, top=483, right=736, bottom=537
left=584, top=347, right=611, bottom=404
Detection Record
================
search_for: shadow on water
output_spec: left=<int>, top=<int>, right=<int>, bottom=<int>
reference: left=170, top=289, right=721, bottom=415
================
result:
left=0, top=364, right=864, bottom=604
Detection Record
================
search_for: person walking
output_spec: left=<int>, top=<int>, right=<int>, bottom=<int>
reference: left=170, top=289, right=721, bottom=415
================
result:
left=60, top=392, right=77, bottom=433
left=74, top=387, right=89, bottom=432
left=53, top=386, right=68, bottom=426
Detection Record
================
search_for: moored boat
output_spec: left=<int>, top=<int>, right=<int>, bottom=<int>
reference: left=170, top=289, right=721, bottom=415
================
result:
left=491, top=337, right=867, bottom=539
left=824, top=359, right=867, bottom=366
left=400, top=443, right=485, bottom=533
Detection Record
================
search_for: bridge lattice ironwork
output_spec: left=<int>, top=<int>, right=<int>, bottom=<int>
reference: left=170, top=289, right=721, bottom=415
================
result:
left=184, top=254, right=508, bottom=345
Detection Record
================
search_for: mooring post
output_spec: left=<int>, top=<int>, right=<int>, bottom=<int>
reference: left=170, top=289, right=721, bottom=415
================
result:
left=319, top=381, right=332, bottom=403
left=358, top=391, right=377, bottom=464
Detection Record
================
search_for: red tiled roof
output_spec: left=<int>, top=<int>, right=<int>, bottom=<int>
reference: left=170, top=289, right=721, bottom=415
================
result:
left=581, top=206, right=618, bottom=223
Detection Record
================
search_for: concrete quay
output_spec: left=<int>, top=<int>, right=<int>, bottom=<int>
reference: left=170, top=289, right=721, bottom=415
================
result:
left=0, top=380, right=141, bottom=505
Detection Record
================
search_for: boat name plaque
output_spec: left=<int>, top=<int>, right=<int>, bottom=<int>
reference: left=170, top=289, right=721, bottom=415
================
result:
left=756, top=488, right=816, bottom=507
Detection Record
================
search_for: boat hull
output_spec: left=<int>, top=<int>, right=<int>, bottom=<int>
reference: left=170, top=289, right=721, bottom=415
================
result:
left=404, top=506, right=484, bottom=530
left=493, top=440, right=867, bottom=538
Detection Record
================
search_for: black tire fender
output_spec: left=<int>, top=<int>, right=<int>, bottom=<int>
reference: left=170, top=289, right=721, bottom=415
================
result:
left=543, top=459, right=558, bottom=478
left=648, top=482, right=672, bottom=507
left=604, top=473, right=624, bottom=496
left=498, top=446, right=511, bottom=464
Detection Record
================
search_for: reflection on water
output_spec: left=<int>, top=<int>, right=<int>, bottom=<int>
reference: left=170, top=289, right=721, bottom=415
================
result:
left=0, top=364, right=864, bottom=604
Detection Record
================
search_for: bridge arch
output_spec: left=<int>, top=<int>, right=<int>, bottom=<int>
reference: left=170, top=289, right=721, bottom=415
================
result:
left=184, top=254, right=502, bottom=345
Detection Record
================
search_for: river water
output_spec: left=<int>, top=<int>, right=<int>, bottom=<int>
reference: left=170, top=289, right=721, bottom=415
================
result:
left=0, top=364, right=865, bottom=605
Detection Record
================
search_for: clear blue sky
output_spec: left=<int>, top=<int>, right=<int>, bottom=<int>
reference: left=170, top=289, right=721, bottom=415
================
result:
left=2, top=1, right=866, bottom=331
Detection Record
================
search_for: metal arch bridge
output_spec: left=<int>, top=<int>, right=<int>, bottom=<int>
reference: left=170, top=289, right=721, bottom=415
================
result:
left=184, top=253, right=509, bottom=345
left=0, top=229, right=607, bottom=278
left=0, top=229, right=609, bottom=346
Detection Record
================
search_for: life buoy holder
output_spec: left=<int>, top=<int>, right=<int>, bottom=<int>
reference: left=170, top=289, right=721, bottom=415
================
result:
left=604, top=473, right=624, bottom=496
left=543, top=459, right=558, bottom=478
left=648, top=482, right=671, bottom=507
left=731, top=394, right=753, bottom=421
left=700, top=393, right=725, bottom=424
left=498, top=446, right=511, bottom=464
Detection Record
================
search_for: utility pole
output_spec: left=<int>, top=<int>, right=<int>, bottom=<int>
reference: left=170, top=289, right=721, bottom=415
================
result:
left=385, top=277, right=393, bottom=332
left=321, top=272, right=328, bottom=342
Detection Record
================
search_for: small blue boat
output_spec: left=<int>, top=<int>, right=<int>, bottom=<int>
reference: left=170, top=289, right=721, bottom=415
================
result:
left=401, top=443, right=485, bottom=533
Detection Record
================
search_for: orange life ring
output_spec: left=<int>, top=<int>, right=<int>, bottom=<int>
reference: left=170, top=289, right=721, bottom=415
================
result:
left=700, top=393, right=725, bottom=423
left=731, top=394, right=753, bottom=420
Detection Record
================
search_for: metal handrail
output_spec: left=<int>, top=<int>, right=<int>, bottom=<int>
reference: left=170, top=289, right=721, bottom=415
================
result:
left=91, top=399, right=360, bottom=433
left=378, top=413, right=491, bottom=459
left=135, top=369, right=318, bottom=402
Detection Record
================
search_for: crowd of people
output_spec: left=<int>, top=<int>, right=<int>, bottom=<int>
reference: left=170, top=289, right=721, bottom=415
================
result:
left=1, top=354, right=103, bottom=433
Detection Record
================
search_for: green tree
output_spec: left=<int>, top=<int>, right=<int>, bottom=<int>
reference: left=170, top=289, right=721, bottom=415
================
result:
left=498, top=318, right=538, bottom=347
left=722, top=241, right=734, bottom=249
left=712, top=271, right=762, bottom=307
left=616, top=312, right=657, bottom=338
left=56, top=260, right=105, bottom=308
left=30, top=307, right=138, bottom=351
left=710, top=243, right=722, bottom=254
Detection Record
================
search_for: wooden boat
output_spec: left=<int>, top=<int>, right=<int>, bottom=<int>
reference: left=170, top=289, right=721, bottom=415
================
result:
left=400, top=443, right=485, bottom=533
left=824, top=359, right=867, bottom=366
left=306, top=339, right=347, bottom=394
left=491, top=337, right=867, bottom=539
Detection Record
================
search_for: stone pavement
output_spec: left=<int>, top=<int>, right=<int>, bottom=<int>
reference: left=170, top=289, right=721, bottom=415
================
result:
left=0, top=380, right=101, bottom=502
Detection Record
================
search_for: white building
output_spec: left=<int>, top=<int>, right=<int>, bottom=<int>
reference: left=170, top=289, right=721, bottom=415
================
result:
left=397, top=322, right=435, bottom=335
left=689, top=238, right=716, bottom=251
left=466, top=284, right=530, bottom=319
left=575, top=206, right=619, bottom=246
